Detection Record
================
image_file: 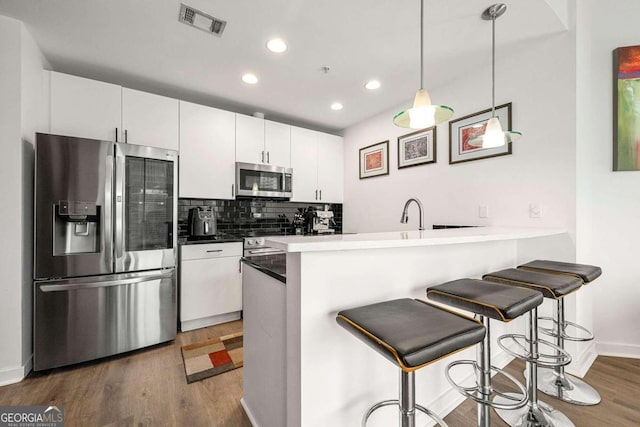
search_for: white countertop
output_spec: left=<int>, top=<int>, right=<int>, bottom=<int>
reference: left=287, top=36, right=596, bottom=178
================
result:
left=265, top=226, right=566, bottom=253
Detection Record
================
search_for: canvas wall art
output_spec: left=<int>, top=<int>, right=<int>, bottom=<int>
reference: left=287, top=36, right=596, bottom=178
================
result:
left=614, top=45, right=640, bottom=171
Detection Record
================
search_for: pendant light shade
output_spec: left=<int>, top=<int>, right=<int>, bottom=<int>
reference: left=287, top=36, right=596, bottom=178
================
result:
left=393, top=0, right=453, bottom=129
left=468, top=3, right=521, bottom=148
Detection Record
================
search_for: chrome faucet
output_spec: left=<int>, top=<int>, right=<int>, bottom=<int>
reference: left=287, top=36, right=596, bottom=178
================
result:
left=400, top=198, right=425, bottom=231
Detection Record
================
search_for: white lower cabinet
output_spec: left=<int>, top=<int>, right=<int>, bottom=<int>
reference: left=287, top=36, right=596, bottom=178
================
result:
left=180, top=242, right=243, bottom=331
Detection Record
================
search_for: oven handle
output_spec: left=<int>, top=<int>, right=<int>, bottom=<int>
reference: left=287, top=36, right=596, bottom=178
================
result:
left=246, top=249, right=285, bottom=255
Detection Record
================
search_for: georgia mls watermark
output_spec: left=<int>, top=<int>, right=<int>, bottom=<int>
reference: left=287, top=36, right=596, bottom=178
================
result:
left=0, top=406, right=64, bottom=427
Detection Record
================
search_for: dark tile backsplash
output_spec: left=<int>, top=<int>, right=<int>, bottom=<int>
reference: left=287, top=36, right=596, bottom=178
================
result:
left=178, top=198, right=343, bottom=237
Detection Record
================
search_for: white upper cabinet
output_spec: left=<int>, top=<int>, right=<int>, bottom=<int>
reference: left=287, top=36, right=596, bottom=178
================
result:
left=179, top=101, right=236, bottom=199
left=49, top=72, right=179, bottom=151
left=317, top=133, right=344, bottom=203
left=121, top=88, right=179, bottom=151
left=291, top=127, right=319, bottom=202
left=291, top=127, right=343, bottom=203
left=264, top=120, right=291, bottom=167
left=50, top=71, right=121, bottom=142
left=236, top=114, right=291, bottom=167
left=236, top=114, right=265, bottom=164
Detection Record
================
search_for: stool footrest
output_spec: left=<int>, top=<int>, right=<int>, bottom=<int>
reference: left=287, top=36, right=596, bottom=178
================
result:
left=362, top=399, right=448, bottom=427
left=537, top=316, right=595, bottom=342
left=497, top=333, right=572, bottom=368
left=445, top=360, right=528, bottom=411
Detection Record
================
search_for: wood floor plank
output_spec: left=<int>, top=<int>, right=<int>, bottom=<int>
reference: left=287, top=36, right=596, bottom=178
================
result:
left=0, top=320, right=251, bottom=427
left=444, top=356, right=640, bottom=426
left=1, top=320, right=638, bottom=426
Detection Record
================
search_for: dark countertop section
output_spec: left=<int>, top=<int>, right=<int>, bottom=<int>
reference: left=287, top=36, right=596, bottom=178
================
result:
left=179, top=232, right=243, bottom=245
left=242, top=254, right=286, bottom=284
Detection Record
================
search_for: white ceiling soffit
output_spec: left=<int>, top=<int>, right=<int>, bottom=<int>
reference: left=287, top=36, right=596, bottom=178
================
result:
left=0, top=0, right=568, bottom=133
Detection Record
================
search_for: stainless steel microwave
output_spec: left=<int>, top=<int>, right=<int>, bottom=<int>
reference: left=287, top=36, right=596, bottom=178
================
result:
left=235, top=162, right=293, bottom=198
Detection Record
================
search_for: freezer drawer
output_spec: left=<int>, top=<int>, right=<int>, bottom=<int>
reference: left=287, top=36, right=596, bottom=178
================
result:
left=34, top=269, right=177, bottom=371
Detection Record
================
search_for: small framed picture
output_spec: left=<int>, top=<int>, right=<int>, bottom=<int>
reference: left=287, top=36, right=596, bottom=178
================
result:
left=449, top=102, right=513, bottom=164
left=359, top=140, right=389, bottom=179
left=397, top=127, right=436, bottom=169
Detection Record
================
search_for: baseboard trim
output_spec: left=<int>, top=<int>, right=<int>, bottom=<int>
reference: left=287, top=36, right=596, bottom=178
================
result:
left=180, top=311, right=241, bottom=332
left=0, top=355, right=32, bottom=387
left=240, top=397, right=260, bottom=427
left=596, top=341, right=640, bottom=359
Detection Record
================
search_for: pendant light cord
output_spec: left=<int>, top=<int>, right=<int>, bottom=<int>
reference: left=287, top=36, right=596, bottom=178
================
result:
left=420, top=0, right=424, bottom=90
left=491, top=10, right=496, bottom=117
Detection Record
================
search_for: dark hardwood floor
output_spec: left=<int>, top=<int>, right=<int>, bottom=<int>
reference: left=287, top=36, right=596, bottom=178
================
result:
left=1, top=322, right=638, bottom=426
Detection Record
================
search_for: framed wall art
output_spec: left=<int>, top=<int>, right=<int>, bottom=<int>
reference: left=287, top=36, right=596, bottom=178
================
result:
left=449, top=102, right=513, bottom=164
left=397, top=127, right=436, bottom=169
left=613, top=45, right=640, bottom=171
left=359, top=140, right=389, bottom=179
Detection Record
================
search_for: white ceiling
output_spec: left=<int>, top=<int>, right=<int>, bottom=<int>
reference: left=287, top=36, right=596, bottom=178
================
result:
left=0, top=0, right=567, bottom=133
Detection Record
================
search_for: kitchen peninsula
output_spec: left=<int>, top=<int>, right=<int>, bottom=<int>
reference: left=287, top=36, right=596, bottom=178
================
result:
left=241, top=227, right=573, bottom=427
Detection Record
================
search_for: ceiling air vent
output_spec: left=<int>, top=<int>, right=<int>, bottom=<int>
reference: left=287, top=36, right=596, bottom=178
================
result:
left=179, top=3, right=227, bottom=37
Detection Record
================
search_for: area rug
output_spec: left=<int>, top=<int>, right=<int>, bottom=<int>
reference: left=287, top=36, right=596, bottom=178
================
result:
left=181, top=332, right=243, bottom=384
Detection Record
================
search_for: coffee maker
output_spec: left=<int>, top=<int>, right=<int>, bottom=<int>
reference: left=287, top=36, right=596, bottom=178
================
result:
left=188, top=207, right=217, bottom=236
left=311, top=209, right=336, bottom=234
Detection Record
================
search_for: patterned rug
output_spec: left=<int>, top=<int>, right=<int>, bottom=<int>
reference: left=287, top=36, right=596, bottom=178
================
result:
left=181, top=332, right=243, bottom=383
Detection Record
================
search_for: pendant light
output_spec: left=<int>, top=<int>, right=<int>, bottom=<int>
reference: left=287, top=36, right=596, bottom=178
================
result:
left=393, top=0, right=453, bottom=129
left=469, top=3, right=521, bottom=148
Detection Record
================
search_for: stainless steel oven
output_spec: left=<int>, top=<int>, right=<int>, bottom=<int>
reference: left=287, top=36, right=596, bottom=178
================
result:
left=243, top=237, right=285, bottom=257
left=235, top=162, right=292, bottom=198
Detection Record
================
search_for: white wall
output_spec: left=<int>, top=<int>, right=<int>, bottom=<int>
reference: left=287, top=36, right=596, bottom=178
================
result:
left=343, top=29, right=577, bottom=236
left=0, top=15, right=48, bottom=385
left=576, top=0, right=640, bottom=358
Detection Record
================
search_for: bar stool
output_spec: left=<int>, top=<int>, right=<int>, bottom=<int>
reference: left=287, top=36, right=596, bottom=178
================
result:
left=483, top=268, right=583, bottom=426
left=518, top=260, right=602, bottom=405
left=336, top=298, right=486, bottom=427
left=427, top=278, right=542, bottom=427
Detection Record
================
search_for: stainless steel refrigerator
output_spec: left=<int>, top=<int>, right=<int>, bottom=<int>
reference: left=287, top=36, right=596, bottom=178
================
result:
left=33, top=133, right=178, bottom=371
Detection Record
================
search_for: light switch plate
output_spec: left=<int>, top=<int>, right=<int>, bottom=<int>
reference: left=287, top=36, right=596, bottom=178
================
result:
left=529, top=202, right=542, bottom=218
left=479, top=205, right=489, bottom=218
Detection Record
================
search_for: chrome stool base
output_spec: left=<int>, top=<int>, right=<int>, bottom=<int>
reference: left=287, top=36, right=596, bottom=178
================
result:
left=362, top=371, right=448, bottom=427
left=494, top=393, right=575, bottom=427
left=362, top=399, right=447, bottom=427
left=536, top=367, right=601, bottom=406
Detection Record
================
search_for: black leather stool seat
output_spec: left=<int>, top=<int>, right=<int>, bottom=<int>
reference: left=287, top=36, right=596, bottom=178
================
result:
left=427, top=279, right=543, bottom=322
left=519, top=260, right=602, bottom=283
left=336, top=298, right=485, bottom=372
left=484, top=268, right=582, bottom=299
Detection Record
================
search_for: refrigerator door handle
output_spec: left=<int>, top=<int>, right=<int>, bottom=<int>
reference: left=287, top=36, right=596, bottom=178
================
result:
left=39, top=270, right=174, bottom=292
left=114, top=152, right=125, bottom=259
left=104, top=153, right=114, bottom=268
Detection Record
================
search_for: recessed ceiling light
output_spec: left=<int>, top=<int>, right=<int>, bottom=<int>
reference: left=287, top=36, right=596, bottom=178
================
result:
left=330, top=102, right=343, bottom=111
left=266, top=38, right=287, bottom=53
left=365, top=80, right=381, bottom=90
left=242, top=73, right=258, bottom=84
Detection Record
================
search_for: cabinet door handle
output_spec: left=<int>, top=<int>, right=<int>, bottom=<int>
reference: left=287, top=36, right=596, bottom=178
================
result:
left=261, top=150, right=265, bottom=163
left=115, top=127, right=118, bottom=142
left=315, top=189, right=318, bottom=200
left=239, top=259, right=242, bottom=273
left=266, top=151, right=270, bottom=163
left=124, top=129, right=128, bottom=143
left=206, top=249, right=223, bottom=253
left=319, top=189, right=322, bottom=200
left=232, top=184, right=235, bottom=197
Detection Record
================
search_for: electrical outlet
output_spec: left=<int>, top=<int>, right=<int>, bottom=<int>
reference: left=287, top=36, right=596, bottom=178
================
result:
left=529, top=202, right=542, bottom=218
left=479, top=205, right=489, bottom=218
